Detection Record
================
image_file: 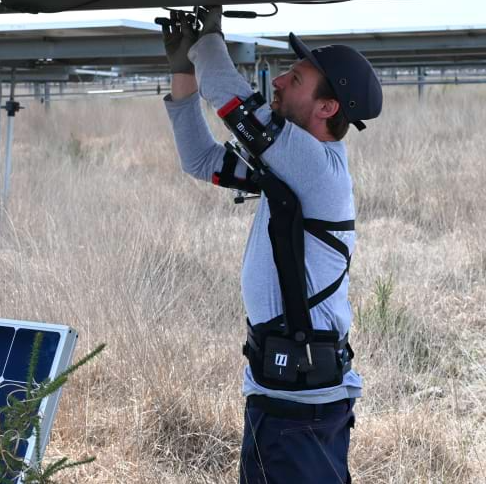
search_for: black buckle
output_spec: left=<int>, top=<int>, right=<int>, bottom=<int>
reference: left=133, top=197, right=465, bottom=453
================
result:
left=242, top=92, right=266, bottom=112
left=337, top=342, right=354, bottom=374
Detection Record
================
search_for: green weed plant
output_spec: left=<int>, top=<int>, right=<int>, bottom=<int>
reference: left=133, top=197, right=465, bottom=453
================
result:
left=356, top=275, right=431, bottom=372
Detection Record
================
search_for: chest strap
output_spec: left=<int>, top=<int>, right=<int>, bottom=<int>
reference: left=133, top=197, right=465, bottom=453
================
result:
left=264, top=218, right=354, bottom=329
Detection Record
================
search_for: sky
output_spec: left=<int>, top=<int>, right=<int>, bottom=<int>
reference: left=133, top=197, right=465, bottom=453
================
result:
left=0, top=0, right=485, bottom=34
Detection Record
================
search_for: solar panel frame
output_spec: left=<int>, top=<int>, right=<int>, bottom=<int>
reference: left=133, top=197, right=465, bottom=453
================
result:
left=0, top=318, right=78, bottom=483
left=0, top=0, right=349, bottom=14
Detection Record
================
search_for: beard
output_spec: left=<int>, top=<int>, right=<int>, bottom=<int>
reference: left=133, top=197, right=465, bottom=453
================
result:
left=271, top=93, right=309, bottom=130
left=273, top=104, right=308, bottom=130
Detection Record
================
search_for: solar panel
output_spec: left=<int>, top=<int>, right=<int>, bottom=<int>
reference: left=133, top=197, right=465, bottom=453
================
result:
left=0, top=318, right=78, bottom=483
left=0, top=0, right=349, bottom=14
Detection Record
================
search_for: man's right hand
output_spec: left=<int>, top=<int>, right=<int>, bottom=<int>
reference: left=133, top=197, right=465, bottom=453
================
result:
left=156, top=11, right=198, bottom=74
left=197, top=6, right=223, bottom=38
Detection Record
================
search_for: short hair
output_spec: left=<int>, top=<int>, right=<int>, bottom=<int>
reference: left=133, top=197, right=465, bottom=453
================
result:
left=314, top=75, right=350, bottom=141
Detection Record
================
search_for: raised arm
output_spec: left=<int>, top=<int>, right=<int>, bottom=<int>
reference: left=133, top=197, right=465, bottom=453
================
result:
left=171, top=73, right=198, bottom=101
left=160, top=11, right=247, bottom=183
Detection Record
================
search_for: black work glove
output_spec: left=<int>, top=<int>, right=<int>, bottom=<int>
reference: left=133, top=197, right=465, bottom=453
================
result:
left=197, top=6, right=223, bottom=38
left=156, top=10, right=198, bottom=74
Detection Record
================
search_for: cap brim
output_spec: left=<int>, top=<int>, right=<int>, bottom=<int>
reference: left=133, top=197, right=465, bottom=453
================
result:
left=289, top=32, right=327, bottom=79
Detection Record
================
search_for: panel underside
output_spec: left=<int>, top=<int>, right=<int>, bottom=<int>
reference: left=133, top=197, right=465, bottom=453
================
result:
left=1, top=0, right=349, bottom=14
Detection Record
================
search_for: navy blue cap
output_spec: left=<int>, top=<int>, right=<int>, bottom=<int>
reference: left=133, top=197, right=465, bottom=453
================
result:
left=289, top=32, right=382, bottom=131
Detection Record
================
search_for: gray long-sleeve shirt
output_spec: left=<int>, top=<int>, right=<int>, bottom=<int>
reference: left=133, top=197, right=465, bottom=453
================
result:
left=164, top=33, right=361, bottom=404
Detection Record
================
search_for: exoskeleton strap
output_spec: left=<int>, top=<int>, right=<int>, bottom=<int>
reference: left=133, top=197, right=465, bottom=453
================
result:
left=217, top=93, right=285, bottom=158
left=248, top=164, right=315, bottom=344
left=212, top=145, right=261, bottom=194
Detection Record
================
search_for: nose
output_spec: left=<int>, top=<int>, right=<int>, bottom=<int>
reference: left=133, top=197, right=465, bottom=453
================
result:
left=272, top=73, right=286, bottom=89
left=272, top=69, right=295, bottom=90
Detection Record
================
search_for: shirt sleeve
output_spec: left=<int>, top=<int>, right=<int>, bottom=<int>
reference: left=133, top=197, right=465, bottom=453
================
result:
left=163, top=90, right=247, bottom=183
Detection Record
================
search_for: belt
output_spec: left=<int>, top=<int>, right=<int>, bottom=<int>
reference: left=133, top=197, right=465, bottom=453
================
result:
left=247, top=395, right=350, bottom=421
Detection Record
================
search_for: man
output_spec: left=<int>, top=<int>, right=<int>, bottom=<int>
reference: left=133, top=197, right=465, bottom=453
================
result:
left=161, top=8, right=382, bottom=483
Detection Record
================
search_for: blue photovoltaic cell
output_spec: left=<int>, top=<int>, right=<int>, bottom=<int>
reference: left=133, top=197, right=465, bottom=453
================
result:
left=0, top=381, right=30, bottom=467
left=0, top=326, right=15, bottom=374
left=0, top=382, right=27, bottom=404
left=4, top=329, right=60, bottom=383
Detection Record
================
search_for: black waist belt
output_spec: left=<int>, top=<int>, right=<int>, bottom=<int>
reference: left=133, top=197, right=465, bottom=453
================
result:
left=247, top=395, right=350, bottom=421
left=243, top=320, right=354, bottom=391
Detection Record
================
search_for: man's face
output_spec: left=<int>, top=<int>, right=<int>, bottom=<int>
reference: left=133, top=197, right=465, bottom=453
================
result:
left=270, top=59, right=323, bottom=130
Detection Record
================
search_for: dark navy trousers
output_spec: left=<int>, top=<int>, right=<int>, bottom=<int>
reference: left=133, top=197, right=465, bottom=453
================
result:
left=239, top=398, right=355, bottom=484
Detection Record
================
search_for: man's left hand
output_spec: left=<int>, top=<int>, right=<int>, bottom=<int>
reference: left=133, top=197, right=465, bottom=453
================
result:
left=156, top=10, right=198, bottom=74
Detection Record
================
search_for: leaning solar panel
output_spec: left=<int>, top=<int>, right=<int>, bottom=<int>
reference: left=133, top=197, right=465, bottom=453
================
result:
left=0, top=319, right=78, bottom=483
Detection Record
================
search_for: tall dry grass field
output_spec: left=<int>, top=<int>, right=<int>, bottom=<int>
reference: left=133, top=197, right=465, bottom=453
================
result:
left=0, top=84, right=485, bottom=483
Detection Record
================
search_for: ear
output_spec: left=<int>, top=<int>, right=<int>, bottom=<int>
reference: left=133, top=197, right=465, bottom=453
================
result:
left=315, top=98, right=340, bottom=120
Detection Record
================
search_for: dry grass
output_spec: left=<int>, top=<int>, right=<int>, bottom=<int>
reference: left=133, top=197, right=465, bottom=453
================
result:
left=0, top=84, right=485, bottom=483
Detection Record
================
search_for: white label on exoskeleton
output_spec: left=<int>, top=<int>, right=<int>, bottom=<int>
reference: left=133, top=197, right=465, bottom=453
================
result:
left=275, top=353, right=288, bottom=367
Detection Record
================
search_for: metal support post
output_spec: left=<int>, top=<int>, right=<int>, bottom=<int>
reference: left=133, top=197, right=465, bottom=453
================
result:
left=34, top=82, right=41, bottom=101
left=268, top=59, right=281, bottom=82
left=2, top=70, right=23, bottom=209
left=417, top=66, right=425, bottom=100
left=262, top=59, right=273, bottom=104
left=44, top=82, right=51, bottom=111
left=255, top=56, right=273, bottom=103
left=253, top=56, right=261, bottom=92
left=0, top=82, right=2, bottom=152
